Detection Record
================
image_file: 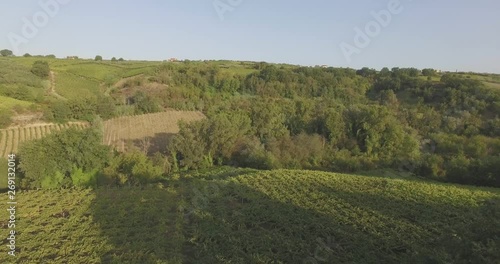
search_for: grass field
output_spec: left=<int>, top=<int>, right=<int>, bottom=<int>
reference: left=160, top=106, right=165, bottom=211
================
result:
left=0, top=95, right=32, bottom=111
left=55, top=72, right=102, bottom=99
left=103, top=111, right=206, bottom=153
left=0, top=167, right=498, bottom=263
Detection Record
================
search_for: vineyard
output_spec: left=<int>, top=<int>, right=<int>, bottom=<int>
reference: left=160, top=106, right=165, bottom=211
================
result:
left=55, top=72, right=102, bottom=99
left=0, top=111, right=205, bottom=157
left=103, top=111, right=206, bottom=152
left=0, top=168, right=498, bottom=263
left=0, top=123, right=89, bottom=158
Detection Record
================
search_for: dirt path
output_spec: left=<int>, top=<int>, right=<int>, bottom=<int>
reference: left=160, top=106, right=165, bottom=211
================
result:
left=49, top=71, right=67, bottom=100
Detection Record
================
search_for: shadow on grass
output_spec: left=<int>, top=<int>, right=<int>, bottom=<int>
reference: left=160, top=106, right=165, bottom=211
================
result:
left=90, top=171, right=500, bottom=263
left=91, top=186, right=183, bottom=263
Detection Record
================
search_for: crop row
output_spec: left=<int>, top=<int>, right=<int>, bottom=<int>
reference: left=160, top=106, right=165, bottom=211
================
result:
left=0, top=123, right=89, bottom=158
left=103, top=111, right=205, bottom=152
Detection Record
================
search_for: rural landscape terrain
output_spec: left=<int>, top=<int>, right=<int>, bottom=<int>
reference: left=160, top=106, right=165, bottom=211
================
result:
left=0, top=53, right=499, bottom=263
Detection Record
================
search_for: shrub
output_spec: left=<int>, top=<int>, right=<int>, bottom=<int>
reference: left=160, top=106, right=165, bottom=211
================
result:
left=418, top=154, right=446, bottom=179
left=31, top=61, right=50, bottom=78
left=469, top=156, right=500, bottom=187
left=100, top=151, right=163, bottom=186
left=71, top=167, right=99, bottom=188
left=0, top=110, right=12, bottom=128
left=0, top=158, right=7, bottom=190
left=18, top=126, right=110, bottom=189
left=41, top=171, right=66, bottom=189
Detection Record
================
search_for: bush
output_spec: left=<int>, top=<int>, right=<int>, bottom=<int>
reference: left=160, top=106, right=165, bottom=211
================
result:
left=0, top=49, right=13, bottom=56
left=0, top=158, right=7, bottom=190
left=132, top=91, right=161, bottom=114
left=18, top=126, right=110, bottom=189
left=71, top=167, right=99, bottom=187
left=100, top=150, right=163, bottom=186
left=31, top=61, right=50, bottom=78
left=469, top=156, right=500, bottom=187
left=49, top=101, right=72, bottom=123
left=231, top=137, right=275, bottom=170
left=0, top=110, right=12, bottom=128
left=41, top=171, right=66, bottom=189
left=418, top=154, right=446, bottom=179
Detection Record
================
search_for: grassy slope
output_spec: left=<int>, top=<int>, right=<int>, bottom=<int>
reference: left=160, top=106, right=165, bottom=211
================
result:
left=0, top=168, right=498, bottom=263
left=3, top=57, right=499, bottom=104
left=0, top=95, right=32, bottom=111
left=2, top=57, right=162, bottom=101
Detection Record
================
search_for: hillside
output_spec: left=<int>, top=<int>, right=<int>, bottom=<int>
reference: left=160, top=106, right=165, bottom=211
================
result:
left=0, top=168, right=498, bottom=263
left=1, top=57, right=499, bottom=188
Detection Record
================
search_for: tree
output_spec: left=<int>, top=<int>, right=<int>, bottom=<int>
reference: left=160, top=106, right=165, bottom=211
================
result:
left=345, top=105, right=420, bottom=163
left=18, top=126, right=110, bottom=189
left=0, top=49, right=13, bottom=56
left=356, top=67, right=377, bottom=78
left=118, top=58, right=124, bottom=62
left=100, top=150, right=163, bottom=186
left=95, top=96, right=116, bottom=119
left=31, top=61, right=50, bottom=78
left=131, top=91, right=161, bottom=114
left=111, top=57, right=117, bottom=62
left=23, top=53, right=32, bottom=57
left=379, top=67, right=391, bottom=77
left=422, top=68, right=437, bottom=77
left=173, top=111, right=253, bottom=169
left=95, top=55, right=103, bottom=61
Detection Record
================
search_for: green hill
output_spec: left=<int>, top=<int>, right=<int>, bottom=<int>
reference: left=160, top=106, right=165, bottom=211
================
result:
left=1, top=168, right=498, bottom=263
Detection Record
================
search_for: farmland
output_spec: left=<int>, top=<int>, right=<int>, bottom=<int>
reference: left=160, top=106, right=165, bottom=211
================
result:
left=103, top=111, right=206, bottom=152
left=0, top=56, right=499, bottom=263
left=0, top=168, right=498, bottom=263
left=54, top=72, right=102, bottom=99
left=0, top=111, right=205, bottom=158
left=0, top=122, right=89, bottom=158
left=0, top=57, right=162, bottom=101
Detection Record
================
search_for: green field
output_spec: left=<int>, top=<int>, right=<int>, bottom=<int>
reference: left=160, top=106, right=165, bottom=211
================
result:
left=0, top=57, right=163, bottom=100
left=1, top=168, right=498, bottom=263
left=55, top=72, right=102, bottom=99
left=0, top=95, right=32, bottom=111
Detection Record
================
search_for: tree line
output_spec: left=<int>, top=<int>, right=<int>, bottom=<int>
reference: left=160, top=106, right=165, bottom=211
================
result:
left=9, top=62, right=500, bottom=189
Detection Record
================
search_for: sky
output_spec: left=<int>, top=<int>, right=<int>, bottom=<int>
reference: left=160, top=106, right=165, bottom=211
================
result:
left=1, top=0, right=499, bottom=73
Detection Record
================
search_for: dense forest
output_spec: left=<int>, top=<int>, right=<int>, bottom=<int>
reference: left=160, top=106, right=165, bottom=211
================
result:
left=5, top=60, right=499, bottom=189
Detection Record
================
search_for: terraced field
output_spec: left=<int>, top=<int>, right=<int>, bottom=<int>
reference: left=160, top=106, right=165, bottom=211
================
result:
left=0, top=168, right=498, bottom=263
left=0, top=123, right=89, bottom=158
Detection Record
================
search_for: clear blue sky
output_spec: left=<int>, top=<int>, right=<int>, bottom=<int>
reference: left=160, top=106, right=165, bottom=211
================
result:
left=1, top=0, right=499, bottom=73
